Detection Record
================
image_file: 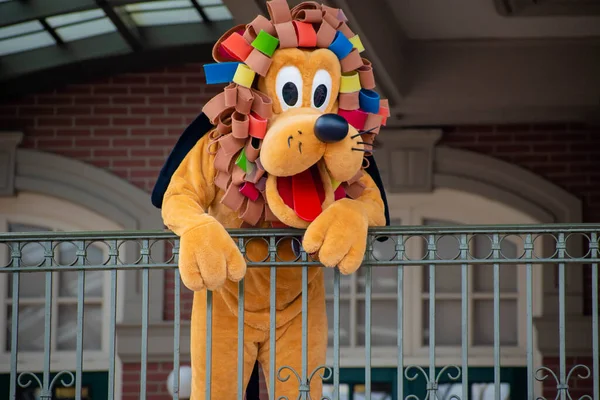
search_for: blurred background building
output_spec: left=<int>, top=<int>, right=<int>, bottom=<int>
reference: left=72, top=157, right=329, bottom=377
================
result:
left=0, top=0, right=599, bottom=398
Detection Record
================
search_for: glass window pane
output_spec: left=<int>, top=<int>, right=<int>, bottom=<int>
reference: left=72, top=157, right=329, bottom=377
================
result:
left=322, top=384, right=350, bottom=400
left=125, top=0, right=191, bottom=11
left=472, top=383, right=511, bottom=399
left=130, top=8, right=202, bottom=26
left=473, top=236, right=518, bottom=292
left=357, top=266, right=397, bottom=294
left=55, top=17, right=116, bottom=42
left=203, top=5, right=232, bottom=21
left=6, top=305, right=45, bottom=351
left=357, top=300, right=396, bottom=346
left=57, top=304, right=102, bottom=350
left=0, top=21, right=44, bottom=40
left=325, top=300, right=350, bottom=347
left=422, top=300, right=461, bottom=346
left=473, top=299, right=517, bottom=346
left=47, top=9, right=105, bottom=27
left=58, top=244, right=104, bottom=296
left=0, top=31, right=55, bottom=57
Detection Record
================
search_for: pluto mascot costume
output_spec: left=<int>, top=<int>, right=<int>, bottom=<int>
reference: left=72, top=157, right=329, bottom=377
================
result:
left=152, top=0, right=390, bottom=398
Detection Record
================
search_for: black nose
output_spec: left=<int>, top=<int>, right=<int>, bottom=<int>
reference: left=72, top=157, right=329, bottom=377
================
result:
left=314, top=113, right=349, bottom=143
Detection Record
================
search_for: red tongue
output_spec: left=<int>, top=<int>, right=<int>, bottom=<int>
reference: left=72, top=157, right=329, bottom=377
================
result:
left=278, top=168, right=323, bottom=222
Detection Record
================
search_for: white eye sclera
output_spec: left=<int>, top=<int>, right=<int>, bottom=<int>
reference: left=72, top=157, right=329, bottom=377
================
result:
left=311, top=69, right=332, bottom=112
left=275, top=66, right=303, bottom=111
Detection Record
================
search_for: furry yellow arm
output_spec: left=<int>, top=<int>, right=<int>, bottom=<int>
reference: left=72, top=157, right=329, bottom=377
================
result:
left=161, top=135, right=217, bottom=236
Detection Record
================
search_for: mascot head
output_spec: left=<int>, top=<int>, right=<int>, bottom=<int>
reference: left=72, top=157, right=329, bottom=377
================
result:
left=152, top=0, right=390, bottom=228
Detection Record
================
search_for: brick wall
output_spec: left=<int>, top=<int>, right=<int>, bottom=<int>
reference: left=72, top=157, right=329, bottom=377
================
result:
left=1, top=62, right=598, bottom=398
left=123, top=362, right=174, bottom=400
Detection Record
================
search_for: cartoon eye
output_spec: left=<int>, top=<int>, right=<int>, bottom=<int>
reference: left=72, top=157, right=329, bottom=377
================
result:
left=275, top=66, right=303, bottom=110
left=311, top=69, right=332, bottom=112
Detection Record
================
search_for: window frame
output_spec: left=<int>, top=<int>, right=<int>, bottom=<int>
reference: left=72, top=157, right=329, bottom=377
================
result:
left=0, top=192, right=123, bottom=373
left=324, top=188, right=544, bottom=368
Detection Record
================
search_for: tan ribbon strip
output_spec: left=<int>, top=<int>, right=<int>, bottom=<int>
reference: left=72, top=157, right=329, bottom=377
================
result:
left=321, top=5, right=339, bottom=18
left=243, top=15, right=276, bottom=42
left=235, top=87, right=254, bottom=115
left=264, top=203, right=278, bottom=222
left=240, top=196, right=265, bottom=226
left=340, top=48, right=363, bottom=73
left=338, top=92, right=359, bottom=110
left=245, top=48, right=272, bottom=77
left=358, top=58, right=376, bottom=89
left=214, top=149, right=237, bottom=173
left=218, top=133, right=246, bottom=155
left=231, top=111, right=249, bottom=139
left=363, top=113, right=383, bottom=135
left=343, top=181, right=366, bottom=199
left=232, top=166, right=246, bottom=185
left=346, top=169, right=363, bottom=185
left=267, top=0, right=292, bottom=23
left=214, top=171, right=232, bottom=191
left=338, top=22, right=354, bottom=39
left=245, top=138, right=261, bottom=162
left=202, top=92, right=227, bottom=124
left=224, top=83, right=238, bottom=107
left=316, top=21, right=337, bottom=48
left=221, top=184, right=246, bottom=211
left=275, top=22, right=299, bottom=48
left=251, top=90, right=273, bottom=119
left=212, top=24, right=246, bottom=62
left=291, top=1, right=323, bottom=22
left=323, top=12, right=342, bottom=30
left=216, top=109, right=233, bottom=134
left=255, top=176, right=267, bottom=192
left=245, top=158, right=266, bottom=183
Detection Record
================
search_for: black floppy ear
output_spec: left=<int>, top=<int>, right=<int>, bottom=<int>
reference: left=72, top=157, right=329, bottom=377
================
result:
left=151, top=112, right=214, bottom=209
left=363, top=155, right=391, bottom=226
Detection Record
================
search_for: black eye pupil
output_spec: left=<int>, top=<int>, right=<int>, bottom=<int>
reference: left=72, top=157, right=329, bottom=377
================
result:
left=313, top=84, right=327, bottom=108
left=282, top=82, right=298, bottom=106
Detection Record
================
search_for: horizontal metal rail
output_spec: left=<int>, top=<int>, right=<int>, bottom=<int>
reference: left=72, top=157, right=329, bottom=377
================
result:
left=1, top=224, right=598, bottom=400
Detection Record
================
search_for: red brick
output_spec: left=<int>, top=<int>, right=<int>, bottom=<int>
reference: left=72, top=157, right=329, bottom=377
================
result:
left=52, top=149, right=92, bottom=158
left=130, top=169, right=158, bottom=178
left=36, top=138, right=73, bottom=147
left=56, top=129, right=92, bottom=137
left=74, top=96, right=110, bottom=105
left=95, top=106, right=128, bottom=115
left=75, top=117, right=110, bottom=126
left=149, top=76, right=183, bottom=84
left=168, top=86, right=204, bottom=95
left=113, top=117, right=147, bottom=126
left=149, top=117, right=183, bottom=125
left=131, top=149, right=164, bottom=157
left=131, top=106, right=165, bottom=115
left=94, top=86, right=128, bottom=95
left=57, top=106, right=92, bottom=115
left=114, top=138, right=147, bottom=147
left=113, top=76, right=148, bottom=85
left=94, top=149, right=128, bottom=157
left=94, top=128, right=128, bottom=136
left=131, top=87, right=165, bottom=95
left=62, top=85, right=92, bottom=95
left=149, top=137, right=177, bottom=147
left=38, top=117, right=73, bottom=127
left=38, top=95, right=73, bottom=105
left=20, top=106, right=55, bottom=116
left=75, top=138, right=110, bottom=147
left=113, top=96, right=146, bottom=104
left=167, top=106, right=199, bottom=115
left=148, top=96, right=183, bottom=105
left=131, top=128, right=165, bottom=136
left=113, top=159, right=146, bottom=167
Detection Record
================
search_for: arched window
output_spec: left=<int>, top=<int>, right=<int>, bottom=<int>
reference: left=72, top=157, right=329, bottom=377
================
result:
left=0, top=192, right=122, bottom=373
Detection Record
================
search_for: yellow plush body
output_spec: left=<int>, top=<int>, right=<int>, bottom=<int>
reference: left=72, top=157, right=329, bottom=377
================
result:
left=159, top=2, right=387, bottom=398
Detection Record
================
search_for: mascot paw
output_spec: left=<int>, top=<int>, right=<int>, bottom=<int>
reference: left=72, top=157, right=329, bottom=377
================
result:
left=302, top=199, right=369, bottom=275
left=179, top=218, right=246, bottom=290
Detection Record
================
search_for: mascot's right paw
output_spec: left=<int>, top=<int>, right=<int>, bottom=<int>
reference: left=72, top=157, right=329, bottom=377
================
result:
left=178, top=218, right=246, bottom=290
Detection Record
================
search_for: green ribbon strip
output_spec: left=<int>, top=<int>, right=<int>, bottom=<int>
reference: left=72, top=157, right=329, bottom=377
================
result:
left=252, top=30, right=279, bottom=57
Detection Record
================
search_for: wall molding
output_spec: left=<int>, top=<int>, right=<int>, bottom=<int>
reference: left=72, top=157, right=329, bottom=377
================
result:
left=0, top=131, right=23, bottom=197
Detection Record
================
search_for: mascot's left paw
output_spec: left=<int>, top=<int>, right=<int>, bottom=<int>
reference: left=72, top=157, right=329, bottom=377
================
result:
left=302, top=199, right=369, bottom=275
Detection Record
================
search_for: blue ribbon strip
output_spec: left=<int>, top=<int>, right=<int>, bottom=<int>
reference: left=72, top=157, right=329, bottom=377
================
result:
left=359, top=89, right=380, bottom=114
left=203, top=62, right=242, bottom=84
left=328, top=31, right=353, bottom=60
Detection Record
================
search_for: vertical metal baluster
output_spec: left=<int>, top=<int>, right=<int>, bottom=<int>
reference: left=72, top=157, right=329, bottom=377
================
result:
left=206, top=289, right=213, bottom=399
left=173, top=267, right=181, bottom=400
left=492, top=234, right=501, bottom=400
left=108, top=240, right=118, bottom=399
left=269, top=236, right=277, bottom=398
left=460, top=234, right=469, bottom=400
left=397, top=234, right=404, bottom=400
left=75, top=241, right=86, bottom=400
left=557, top=233, right=566, bottom=400
left=238, top=235, right=245, bottom=400
left=365, top=243, right=372, bottom=400
left=428, top=234, right=436, bottom=394
left=591, top=232, right=599, bottom=400
left=140, top=240, right=150, bottom=400
left=301, top=251, right=308, bottom=400
left=42, top=240, right=53, bottom=396
left=334, top=267, right=340, bottom=400
left=525, top=234, right=534, bottom=400
left=9, top=241, right=21, bottom=400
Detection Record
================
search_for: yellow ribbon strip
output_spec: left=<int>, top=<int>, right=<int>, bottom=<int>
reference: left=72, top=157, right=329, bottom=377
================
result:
left=340, top=71, right=361, bottom=93
left=233, top=64, right=256, bottom=88
left=349, top=35, right=365, bottom=53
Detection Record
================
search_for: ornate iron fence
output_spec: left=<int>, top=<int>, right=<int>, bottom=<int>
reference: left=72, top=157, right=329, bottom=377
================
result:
left=1, top=224, right=599, bottom=400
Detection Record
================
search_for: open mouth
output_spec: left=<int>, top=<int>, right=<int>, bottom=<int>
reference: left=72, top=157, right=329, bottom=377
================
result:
left=276, top=162, right=346, bottom=222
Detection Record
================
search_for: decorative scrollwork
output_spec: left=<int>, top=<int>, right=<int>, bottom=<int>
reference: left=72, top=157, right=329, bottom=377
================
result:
left=49, top=371, right=75, bottom=391
left=404, top=365, right=462, bottom=400
left=535, top=364, right=592, bottom=400
left=18, top=370, right=75, bottom=399
left=276, top=364, right=333, bottom=400
left=17, top=372, right=43, bottom=389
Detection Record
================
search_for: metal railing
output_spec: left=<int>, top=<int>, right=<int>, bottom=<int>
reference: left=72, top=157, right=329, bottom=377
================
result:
left=1, top=224, right=599, bottom=400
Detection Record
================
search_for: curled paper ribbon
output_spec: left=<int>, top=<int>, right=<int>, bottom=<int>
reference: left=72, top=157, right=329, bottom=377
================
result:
left=363, top=113, right=383, bottom=135
left=232, top=165, right=246, bottom=185
left=245, top=48, right=272, bottom=77
left=221, top=32, right=253, bottom=61
left=214, top=171, right=232, bottom=191
left=219, top=133, right=246, bottom=155
left=323, top=12, right=342, bottom=30
left=216, top=109, right=233, bottom=134
left=343, top=180, right=366, bottom=199
left=338, top=108, right=368, bottom=130
left=349, top=35, right=365, bottom=53
left=251, top=30, right=279, bottom=57
left=340, top=48, right=363, bottom=72
left=338, top=92, right=360, bottom=110
left=231, top=111, right=249, bottom=139
left=250, top=90, right=273, bottom=119
left=358, top=58, right=376, bottom=89
left=233, top=64, right=256, bottom=88
left=224, top=83, right=238, bottom=107
left=328, top=31, right=353, bottom=59
left=214, top=147, right=238, bottom=173
left=204, top=62, right=241, bottom=84
left=221, top=184, right=245, bottom=211
left=359, top=89, right=380, bottom=114
left=340, top=71, right=361, bottom=93
left=240, top=182, right=260, bottom=201
left=267, top=0, right=292, bottom=23
left=212, top=24, right=247, bottom=62
left=236, top=87, right=254, bottom=114
left=293, top=21, right=317, bottom=47
left=244, top=15, right=276, bottom=42
left=316, top=21, right=337, bottom=48
left=249, top=112, right=268, bottom=138
left=338, top=22, right=355, bottom=39
left=245, top=137, right=261, bottom=162
left=240, top=195, right=264, bottom=225
left=275, top=22, right=299, bottom=48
